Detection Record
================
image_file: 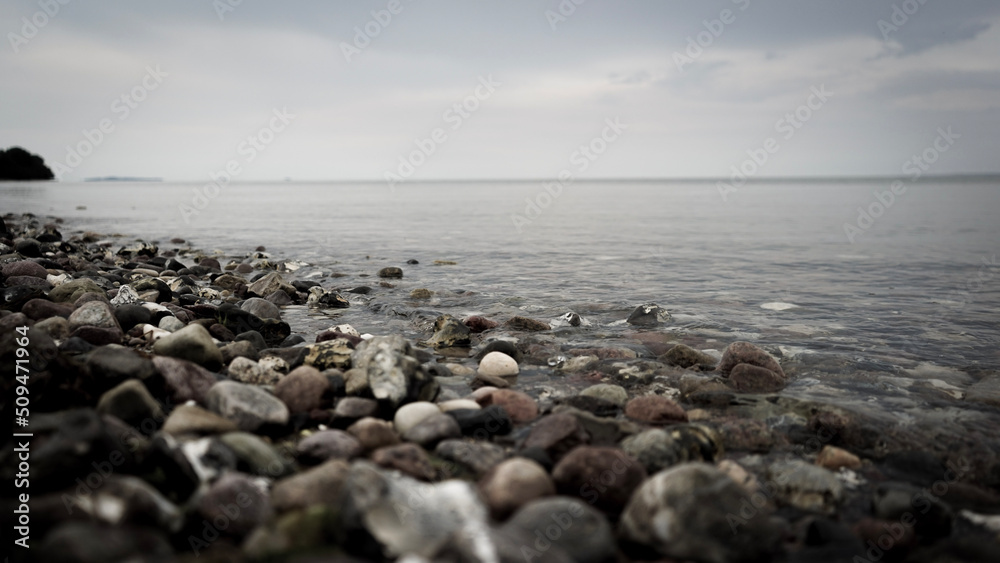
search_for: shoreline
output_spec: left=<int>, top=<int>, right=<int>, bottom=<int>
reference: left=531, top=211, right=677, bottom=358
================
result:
left=1, top=212, right=999, bottom=562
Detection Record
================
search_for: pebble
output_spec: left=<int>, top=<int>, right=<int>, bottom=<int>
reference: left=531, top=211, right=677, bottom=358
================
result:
left=296, top=429, right=362, bottom=463
left=464, top=315, right=499, bottom=332
left=394, top=401, right=443, bottom=434
left=477, top=389, right=538, bottom=423
left=153, top=323, right=224, bottom=370
left=68, top=301, right=120, bottom=333
left=446, top=405, right=513, bottom=438
left=152, top=356, right=220, bottom=405
left=273, top=365, right=330, bottom=414
left=816, top=445, right=862, bottom=470
left=2, top=259, right=49, bottom=278
left=579, top=383, right=629, bottom=406
left=426, top=313, right=472, bottom=348
left=624, top=395, right=688, bottom=425
left=479, top=457, right=555, bottom=519
left=729, top=363, right=786, bottom=392
left=218, top=431, right=295, bottom=478
left=227, top=356, right=282, bottom=385
left=270, top=459, right=350, bottom=513
left=437, top=399, right=481, bottom=412
left=205, top=380, right=290, bottom=432
left=502, top=497, right=617, bottom=563
left=769, top=460, right=844, bottom=514
left=196, top=472, right=271, bottom=538
left=478, top=351, right=519, bottom=377
left=162, top=404, right=239, bottom=435
left=661, top=343, right=718, bottom=370
left=718, top=341, right=785, bottom=378
left=522, top=413, right=590, bottom=462
left=551, top=446, right=646, bottom=515
left=347, top=417, right=400, bottom=451
left=241, top=296, right=281, bottom=320
left=435, top=439, right=507, bottom=478
left=505, top=316, right=551, bottom=331
left=371, top=443, right=436, bottom=481
left=626, top=303, right=670, bottom=326
left=401, top=412, right=462, bottom=447
left=95, top=379, right=164, bottom=428
left=378, top=266, right=403, bottom=278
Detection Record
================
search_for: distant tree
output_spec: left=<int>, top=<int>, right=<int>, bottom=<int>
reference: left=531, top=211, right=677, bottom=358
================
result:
left=0, top=146, right=55, bottom=180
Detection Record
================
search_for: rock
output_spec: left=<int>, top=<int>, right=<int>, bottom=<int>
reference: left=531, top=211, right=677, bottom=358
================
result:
left=438, top=399, right=481, bottom=412
left=273, top=365, right=330, bottom=414
left=49, top=278, right=106, bottom=303
left=402, top=412, right=461, bottom=447
left=70, top=325, right=124, bottom=346
left=195, top=472, right=271, bottom=538
left=96, top=379, right=164, bottom=428
left=503, top=497, right=617, bottom=563
left=218, top=431, right=296, bottom=478
left=34, top=316, right=69, bottom=339
left=241, top=296, right=281, bottom=320
left=426, top=314, right=472, bottom=348
left=205, top=380, right=290, bottom=432
left=296, top=429, right=362, bottom=463
left=14, top=238, right=42, bottom=257
left=505, top=316, right=550, bottom=331
left=476, top=339, right=523, bottom=362
left=21, top=298, right=73, bottom=320
left=333, top=397, right=379, bottom=425
left=68, top=300, right=120, bottom=332
left=153, top=323, right=223, bottom=370
left=717, top=341, right=785, bottom=378
left=816, top=445, right=862, bottom=470
left=966, top=376, right=1000, bottom=407
left=157, top=315, right=185, bottom=332
left=377, top=266, right=403, bottom=278
left=523, top=413, right=591, bottom=462
left=306, top=287, right=350, bottom=308
left=110, top=284, right=140, bottom=305
left=394, top=401, right=442, bottom=435
left=662, top=343, right=718, bottom=370
left=624, top=395, right=688, bottom=425
left=620, top=463, right=783, bottom=562
left=409, top=288, right=433, bottom=299
left=132, top=277, right=172, bottom=303
left=626, top=303, right=670, bottom=326
left=152, top=356, right=220, bottom=405
left=768, top=460, right=843, bottom=514
left=352, top=335, right=438, bottom=408
left=479, top=458, right=555, bottom=519
left=621, top=425, right=723, bottom=474
left=2, top=259, right=49, bottom=278
left=447, top=405, right=513, bottom=438
left=162, top=404, right=239, bottom=435
left=271, top=459, right=350, bottom=513
left=227, top=356, right=281, bottom=385
left=580, top=383, right=628, bottom=407
left=347, top=417, right=400, bottom=452
left=471, top=371, right=511, bottom=389
left=220, top=339, right=259, bottom=365
left=464, top=315, right=499, bottom=332
left=729, top=363, right=786, bottom=392
left=435, top=439, right=507, bottom=478
left=872, top=483, right=953, bottom=539
left=340, top=462, right=489, bottom=558
left=246, top=271, right=295, bottom=299
left=557, top=395, right=621, bottom=418
left=303, top=338, right=354, bottom=371
left=371, top=443, right=436, bottom=481
left=552, top=446, right=646, bottom=515
left=58, top=474, right=183, bottom=531
left=114, top=304, right=151, bottom=331
left=478, top=389, right=538, bottom=423
left=478, top=351, right=519, bottom=377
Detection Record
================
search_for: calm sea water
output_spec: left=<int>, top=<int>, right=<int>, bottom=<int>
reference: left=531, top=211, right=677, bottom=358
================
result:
left=3, top=179, right=999, bottom=413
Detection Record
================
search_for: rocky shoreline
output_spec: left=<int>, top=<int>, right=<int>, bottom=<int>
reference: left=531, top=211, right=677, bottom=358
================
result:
left=1, top=212, right=999, bottom=563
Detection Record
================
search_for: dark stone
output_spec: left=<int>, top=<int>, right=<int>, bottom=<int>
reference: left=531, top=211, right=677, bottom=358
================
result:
left=729, top=363, right=786, bottom=392
left=371, top=443, right=436, bottom=481
left=464, top=315, right=499, bottom=333
left=476, top=339, right=523, bottom=363
left=556, top=395, right=621, bottom=417
left=132, top=277, right=172, bottom=303
left=14, top=238, right=42, bottom=257
left=70, top=325, right=124, bottom=346
left=624, top=395, right=688, bottom=425
left=114, top=304, right=152, bottom=331
left=377, top=267, right=403, bottom=279
left=626, top=303, right=670, bottom=326
left=427, top=314, right=472, bottom=348
left=446, top=405, right=513, bottom=438
left=552, top=446, right=647, bottom=515
left=280, top=334, right=305, bottom=347
left=522, top=413, right=590, bottom=462
left=661, top=343, right=718, bottom=370
left=21, top=298, right=73, bottom=320
left=235, top=330, right=267, bottom=350
left=717, top=341, right=785, bottom=378
left=504, top=316, right=550, bottom=331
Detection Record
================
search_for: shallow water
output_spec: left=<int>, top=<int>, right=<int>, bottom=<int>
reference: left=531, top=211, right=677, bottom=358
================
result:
left=3, top=178, right=999, bottom=420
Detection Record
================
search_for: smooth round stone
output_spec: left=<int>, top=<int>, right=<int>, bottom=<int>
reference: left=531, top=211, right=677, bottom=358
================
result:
left=371, top=443, right=435, bottom=481
left=579, top=383, right=628, bottom=407
left=96, top=379, right=164, bottom=428
left=273, top=365, right=330, bottom=414
left=21, top=298, right=73, bottom=320
left=552, top=446, right=646, bottom=515
left=469, top=386, right=499, bottom=401
left=479, top=458, right=555, bottom=520
left=196, top=473, right=270, bottom=538
left=152, top=356, right=219, bottom=405
left=401, top=412, right=462, bottom=447
left=48, top=278, right=105, bottom=303
left=816, top=445, right=862, bottom=470
left=394, top=401, right=442, bottom=435
left=717, top=341, right=785, bottom=378
left=2, top=259, right=49, bottom=279
left=478, top=351, right=519, bottom=377
left=162, top=404, right=239, bottom=435
left=729, top=363, right=786, bottom=393
left=347, top=417, right=400, bottom=452
left=241, top=297, right=281, bottom=320
left=114, top=304, right=151, bottom=332
left=205, top=380, right=290, bottom=432
left=158, top=315, right=186, bottom=332
left=377, top=266, right=403, bottom=278
left=270, top=459, right=350, bottom=514
left=153, top=323, right=224, bottom=370
left=438, top=399, right=482, bottom=412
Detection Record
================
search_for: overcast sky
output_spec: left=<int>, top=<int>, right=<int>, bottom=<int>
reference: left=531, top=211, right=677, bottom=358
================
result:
left=2, top=0, right=999, bottom=181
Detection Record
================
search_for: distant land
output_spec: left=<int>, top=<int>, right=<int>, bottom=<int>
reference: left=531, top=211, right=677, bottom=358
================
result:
left=0, top=146, right=54, bottom=180
left=84, top=177, right=163, bottom=182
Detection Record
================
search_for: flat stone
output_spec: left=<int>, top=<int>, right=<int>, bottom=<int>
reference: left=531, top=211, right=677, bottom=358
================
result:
left=371, top=443, right=436, bottom=481
left=152, top=356, right=220, bottom=405
left=68, top=301, right=121, bottom=332
left=218, top=431, right=296, bottom=479
left=48, top=278, right=105, bottom=303
left=579, top=383, right=628, bottom=407
left=816, top=445, right=862, bottom=471
left=347, top=417, right=400, bottom=452
left=241, top=297, right=281, bottom=320
left=522, top=413, right=590, bottom=462
left=718, top=341, right=785, bottom=378
left=153, top=323, right=223, bottom=370
left=551, top=446, right=646, bottom=515
left=162, top=404, right=239, bottom=435
left=504, top=316, right=550, bottom=332
left=296, top=429, right=362, bottom=463
left=435, top=439, right=508, bottom=478
left=402, top=412, right=461, bottom=448
left=196, top=472, right=271, bottom=538
left=478, top=389, right=538, bottom=424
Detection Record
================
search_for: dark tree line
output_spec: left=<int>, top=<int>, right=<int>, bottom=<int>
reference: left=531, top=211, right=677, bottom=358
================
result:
left=0, top=146, right=54, bottom=180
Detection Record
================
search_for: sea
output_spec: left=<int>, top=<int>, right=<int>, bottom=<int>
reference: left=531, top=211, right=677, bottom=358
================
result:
left=2, top=177, right=999, bottom=422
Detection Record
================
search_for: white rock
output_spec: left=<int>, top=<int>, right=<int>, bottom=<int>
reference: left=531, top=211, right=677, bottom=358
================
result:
left=394, top=402, right=442, bottom=435
left=259, top=355, right=289, bottom=374
left=333, top=324, right=361, bottom=337
left=477, top=352, right=519, bottom=377
left=142, top=324, right=171, bottom=343
left=158, top=316, right=186, bottom=332
left=437, top=399, right=481, bottom=412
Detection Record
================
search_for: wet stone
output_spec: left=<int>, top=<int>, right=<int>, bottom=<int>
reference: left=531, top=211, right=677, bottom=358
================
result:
left=624, top=395, right=688, bottom=425
left=718, top=341, right=785, bottom=378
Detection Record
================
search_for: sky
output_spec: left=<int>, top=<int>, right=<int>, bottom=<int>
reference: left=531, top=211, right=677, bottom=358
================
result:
left=2, top=0, right=999, bottom=182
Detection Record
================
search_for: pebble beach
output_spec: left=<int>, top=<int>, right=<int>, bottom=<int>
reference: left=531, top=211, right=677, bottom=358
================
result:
left=2, top=211, right=999, bottom=563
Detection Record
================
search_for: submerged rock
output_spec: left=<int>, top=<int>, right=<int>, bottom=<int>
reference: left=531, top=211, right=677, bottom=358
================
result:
left=626, top=303, right=670, bottom=326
